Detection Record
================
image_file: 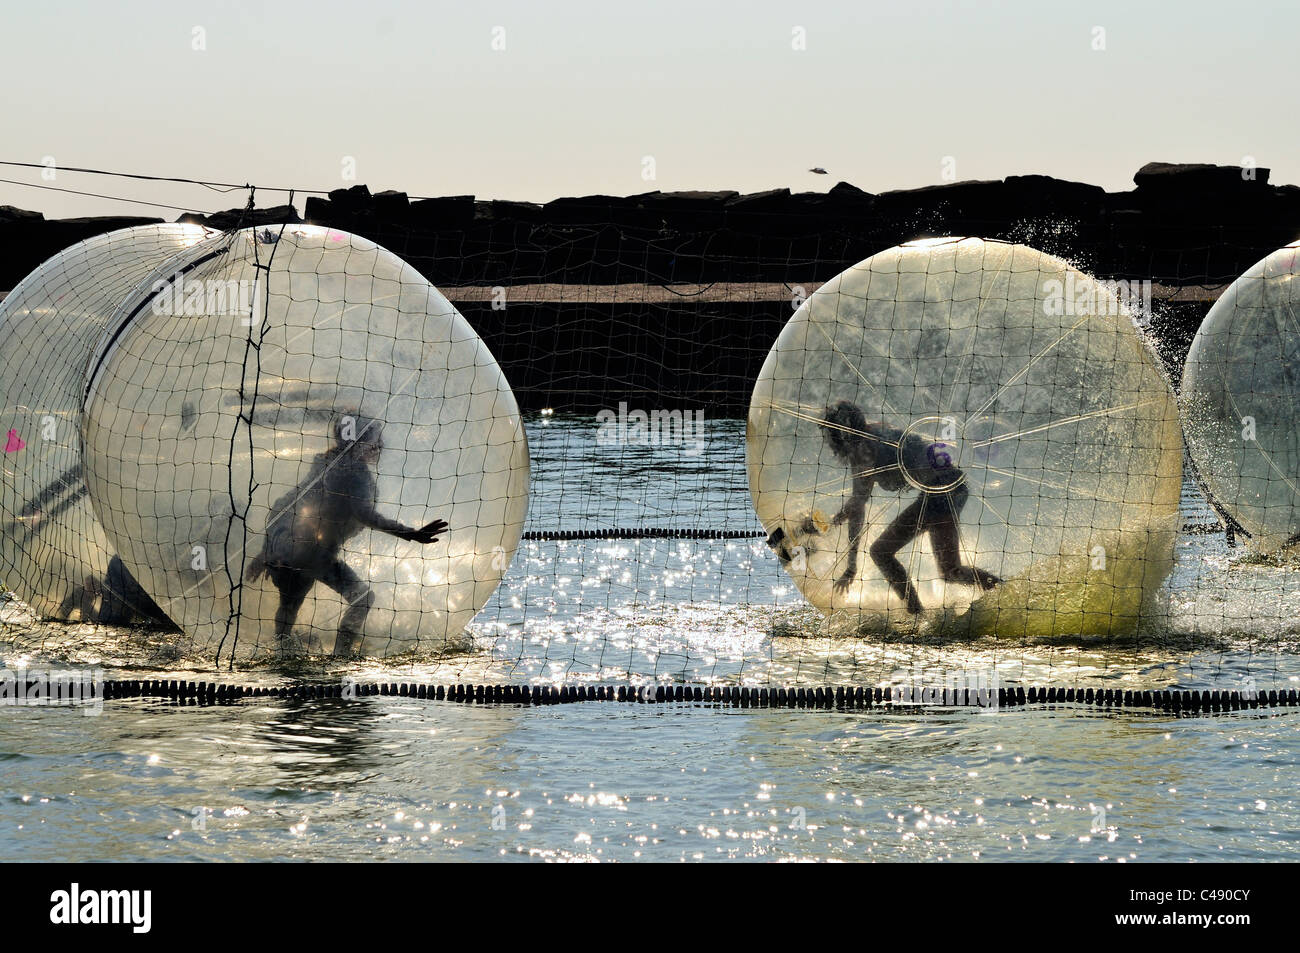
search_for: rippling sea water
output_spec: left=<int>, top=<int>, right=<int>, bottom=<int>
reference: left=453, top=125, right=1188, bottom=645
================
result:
left=1, top=415, right=1297, bottom=861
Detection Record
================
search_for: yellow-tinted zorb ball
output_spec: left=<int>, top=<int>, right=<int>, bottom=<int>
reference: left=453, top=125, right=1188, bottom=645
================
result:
left=0, top=224, right=214, bottom=622
left=81, top=225, right=529, bottom=661
left=747, top=237, right=1182, bottom=637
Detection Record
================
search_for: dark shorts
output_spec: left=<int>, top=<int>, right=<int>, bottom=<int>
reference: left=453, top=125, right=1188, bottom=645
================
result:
left=267, top=558, right=367, bottom=604
left=907, top=484, right=968, bottom=527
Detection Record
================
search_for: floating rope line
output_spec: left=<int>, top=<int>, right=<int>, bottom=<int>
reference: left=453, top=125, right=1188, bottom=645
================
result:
left=52, top=679, right=1300, bottom=713
left=522, top=528, right=766, bottom=541
left=522, top=524, right=1221, bottom=541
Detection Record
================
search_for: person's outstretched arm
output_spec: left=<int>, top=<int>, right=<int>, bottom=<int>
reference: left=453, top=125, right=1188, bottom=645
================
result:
left=354, top=498, right=447, bottom=544
left=832, top=470, right=874, bottom=526
left=342, top=465, right=449, bottom=544
left=832, top=473, right=873, bottom=591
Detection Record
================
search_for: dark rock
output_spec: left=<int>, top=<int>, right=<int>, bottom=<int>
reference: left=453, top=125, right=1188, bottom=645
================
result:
left=477, top=200, right=542, bottom=223
left=409, top=195, right=475, bottom=228
left=1132, top=163, right=1278, bottom=228
left=327, top=184, right=373, bottom=213
left=828, top=181, right=875, bottom=203
left=877, top=179, right=1002, bottom=201
left=44, top=215, right=159, bottom=228
left=4, top=159, right=1298, bottom=301
left=726, top=186, right=874, bottom=220
left=249, top=204, right=302, bottom=226
left=722, top=189, right=823, bottom=232
left=0, top=205, right=43, bottom=224
left=874, top=176, right=1108, bottom=229
left=1134, top=161, right=1268, bottom=192
left=178, top=205, right=301, bottom=230
left=1003, top=175, right=1105, bottom=215
left=636, top=190, right=742, bottom=234
left=303, top=195, right=333, bottom=223
left=639, top=190, right=740, bottom=210
left=874, top=179, right=1006, bottom=226
left=1271, top=184, right=1300, bottom=219
left=543, top=195, right=644, bottom=224
left=724, top=189, right=792, bottom=211
left=1102, top=189, right=1142, bottom=214
left=0, top=215, right=162, bottom=289
left=372, top=190, right=410, bottom=220
left=823, top=182, right=876, bottom=221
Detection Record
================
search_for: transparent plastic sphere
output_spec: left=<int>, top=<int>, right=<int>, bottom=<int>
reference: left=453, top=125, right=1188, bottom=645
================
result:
left=747, top=237, right=1183, bottom=637
left=1182, top=240, right=1300, bottom=553
left=81, top=225, right=530, bottom=660
left=0, top=224, right=214, bottom=620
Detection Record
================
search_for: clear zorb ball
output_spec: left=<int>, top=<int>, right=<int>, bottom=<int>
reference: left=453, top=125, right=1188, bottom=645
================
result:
left=1181, top=241, right=1300, bottom=554
left=0, top=224, right=214, bottom=622
left=81, top=225, right=530, bottom=661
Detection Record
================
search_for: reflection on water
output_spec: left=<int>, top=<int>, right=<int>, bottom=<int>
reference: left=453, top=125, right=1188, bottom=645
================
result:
left=1, top=412, right=1298, bottom=861
left=2, top=698, right=1295, bottom=862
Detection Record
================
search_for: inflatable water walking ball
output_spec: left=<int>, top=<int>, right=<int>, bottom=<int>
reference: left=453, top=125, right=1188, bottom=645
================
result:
left=68, top=225, right=530, bottom=659
left=748, top=237, right=1183, bottom=637
left=0, top=224, right=215, bottom=623
left=1181, top=240, right=1300, bottom=554
left=74, top=224, right=530, bottom=660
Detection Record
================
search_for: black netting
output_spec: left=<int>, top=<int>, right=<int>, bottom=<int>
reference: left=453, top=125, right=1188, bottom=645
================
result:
left=0, top=186, right=1296, bottom=701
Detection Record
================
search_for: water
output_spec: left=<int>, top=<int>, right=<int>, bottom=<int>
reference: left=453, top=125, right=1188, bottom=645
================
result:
left=2, top=414, right=1298, bottom=861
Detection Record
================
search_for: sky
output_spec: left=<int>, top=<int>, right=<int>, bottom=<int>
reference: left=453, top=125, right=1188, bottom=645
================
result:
left=2, top=0, right=1298, bottom=220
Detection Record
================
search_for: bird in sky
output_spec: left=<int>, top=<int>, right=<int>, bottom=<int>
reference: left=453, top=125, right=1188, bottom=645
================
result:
left=808, top=167, right=828, bottom=175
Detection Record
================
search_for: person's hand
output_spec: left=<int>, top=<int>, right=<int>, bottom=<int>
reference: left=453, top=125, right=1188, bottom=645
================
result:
left=407, top=519, right=448, bottom=545
left=833, top=570, right=854, bottom=593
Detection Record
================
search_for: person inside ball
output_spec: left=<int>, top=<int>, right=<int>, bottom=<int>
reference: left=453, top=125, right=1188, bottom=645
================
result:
left=245, top=412, right=448, bottom=656
left=817, top=399, right=1001, bottom=612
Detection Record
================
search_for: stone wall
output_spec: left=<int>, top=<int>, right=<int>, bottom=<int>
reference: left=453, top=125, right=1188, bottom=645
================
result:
left=2, top=162, right=1294, bottom=411
left=6, top=161, right=1297, bottom=291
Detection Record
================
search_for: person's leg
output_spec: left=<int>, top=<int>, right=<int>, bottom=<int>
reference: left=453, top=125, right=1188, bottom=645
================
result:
left=928, top=487, right=1001, bottom=590
left=869, top=495, right=928, bottom=613
left=267, top=566, right=312, bottom=639
left=319, top=558, right=374, bottom=657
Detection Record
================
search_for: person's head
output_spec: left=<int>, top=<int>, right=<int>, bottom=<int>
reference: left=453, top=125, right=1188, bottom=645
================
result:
left=335, top=412, right=384, bottom=463
left=821, top=400, right=868, bottom=460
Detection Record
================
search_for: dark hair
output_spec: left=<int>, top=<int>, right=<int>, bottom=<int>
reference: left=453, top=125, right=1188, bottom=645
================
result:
left=822, top=400, right=867, bottom=460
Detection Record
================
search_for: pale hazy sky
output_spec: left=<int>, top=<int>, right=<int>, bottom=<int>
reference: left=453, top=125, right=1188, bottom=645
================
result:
left=3, top=0, right=1296, bottom=220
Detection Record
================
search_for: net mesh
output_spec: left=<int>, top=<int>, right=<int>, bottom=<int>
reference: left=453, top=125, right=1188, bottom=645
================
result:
left=0, top=205, right=1297, bottom=702
left=0, top=224, right=215, bottom=622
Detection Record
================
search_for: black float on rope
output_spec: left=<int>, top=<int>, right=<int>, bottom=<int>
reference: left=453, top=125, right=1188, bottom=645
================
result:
left=522, top=528, right=766, bottom=541
left=68, top=679, right=1300, bottom=714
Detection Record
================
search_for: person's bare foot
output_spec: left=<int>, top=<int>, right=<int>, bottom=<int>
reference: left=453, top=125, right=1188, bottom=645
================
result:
left=332, top=629, right=362, bottom=658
